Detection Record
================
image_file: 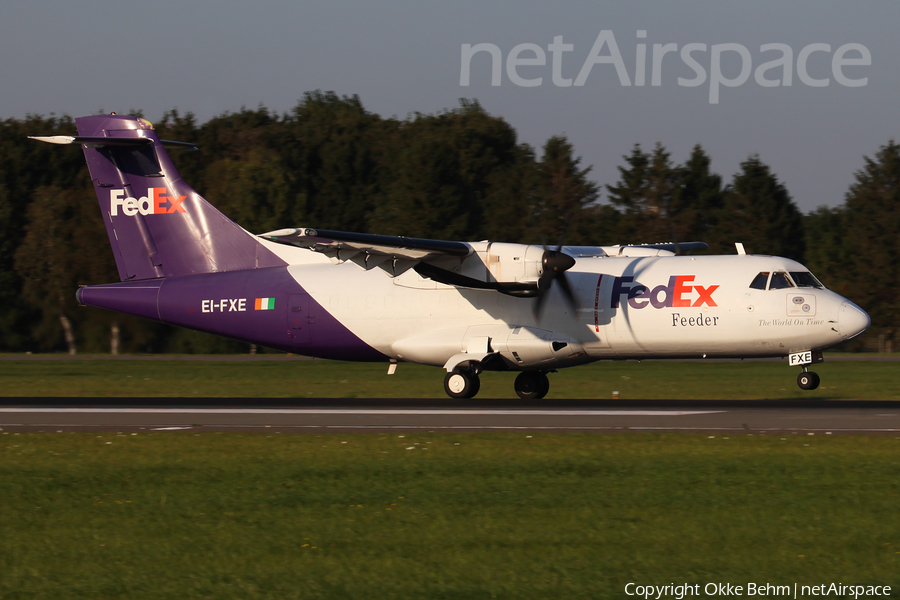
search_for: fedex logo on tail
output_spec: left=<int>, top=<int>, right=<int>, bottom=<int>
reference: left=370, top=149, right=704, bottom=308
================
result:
left=110, top=188, right=186, bottom=216
left=611, top=276, right=719, bottom=309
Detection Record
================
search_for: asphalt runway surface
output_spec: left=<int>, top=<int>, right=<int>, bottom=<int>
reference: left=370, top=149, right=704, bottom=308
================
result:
left=1, top=398, right=899, bottom=434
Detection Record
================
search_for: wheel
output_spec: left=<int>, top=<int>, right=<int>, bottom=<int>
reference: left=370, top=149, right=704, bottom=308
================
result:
left=515, top=371, right=548, bottom=400
left=536, top=372, right=550, bottom=399
left=468, top=373, right=481, bottom=397
left=797, top=371, right=820, bottom=391
left=807, top=371, right=820, bottom=390
left=444, top=371, right=480, bottom=399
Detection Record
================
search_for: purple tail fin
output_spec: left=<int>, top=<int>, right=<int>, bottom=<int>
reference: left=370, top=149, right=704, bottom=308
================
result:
left=74, top=114, right=285, bottom=280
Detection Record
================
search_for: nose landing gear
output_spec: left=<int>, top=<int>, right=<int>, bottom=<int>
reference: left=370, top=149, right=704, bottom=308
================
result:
left=790, top=351, right=823, bottom=391
left=797, top=369, right=820, bottom=391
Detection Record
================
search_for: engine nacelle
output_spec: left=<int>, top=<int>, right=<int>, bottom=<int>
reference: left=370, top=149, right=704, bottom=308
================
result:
left=477, top=242, right=546, bottom=286
left=419, top=242, right=552, bottom=295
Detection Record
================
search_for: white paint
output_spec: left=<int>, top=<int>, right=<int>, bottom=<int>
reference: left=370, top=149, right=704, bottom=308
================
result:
left=283, top=251, right=858, bottom=367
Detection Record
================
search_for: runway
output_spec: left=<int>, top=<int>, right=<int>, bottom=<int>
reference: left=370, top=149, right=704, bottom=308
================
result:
left=1, top=398, right=899, bottom=434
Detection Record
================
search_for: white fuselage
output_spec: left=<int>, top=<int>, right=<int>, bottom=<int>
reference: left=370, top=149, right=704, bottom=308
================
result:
left=263, top=239, right=868, bottom=370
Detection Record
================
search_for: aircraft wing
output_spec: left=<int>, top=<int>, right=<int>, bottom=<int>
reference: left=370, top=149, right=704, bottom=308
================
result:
left=261, top=227, right=710, bottom=267
left=260, top=228, right=472, bottom=275
left=261, top=227, right=710, bottom=288
left=608, top=242, right=709, bottom=255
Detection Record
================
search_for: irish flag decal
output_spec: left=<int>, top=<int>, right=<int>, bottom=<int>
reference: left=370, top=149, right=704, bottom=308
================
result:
left=255, top=297, right=275, bottom=311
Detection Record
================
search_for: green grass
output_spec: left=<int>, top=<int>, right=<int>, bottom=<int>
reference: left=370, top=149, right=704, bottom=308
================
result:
left=1, top=357, right=898, bottom=399
left=1, top=432, right=898, bottom=599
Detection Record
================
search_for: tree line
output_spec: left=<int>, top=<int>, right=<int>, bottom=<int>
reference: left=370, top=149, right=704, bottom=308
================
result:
left=1, top=91, right=896, bottom=353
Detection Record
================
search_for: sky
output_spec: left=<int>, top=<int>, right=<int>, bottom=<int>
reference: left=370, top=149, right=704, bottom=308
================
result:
left=2, top=0, right=898, bottom=213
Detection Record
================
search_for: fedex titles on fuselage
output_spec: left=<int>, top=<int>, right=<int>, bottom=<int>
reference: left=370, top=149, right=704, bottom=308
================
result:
left=104, top=190, right=725, bottom=316
left=109, top=188, right=186, bottom=216
left=611, top=275, right=718, bottom=309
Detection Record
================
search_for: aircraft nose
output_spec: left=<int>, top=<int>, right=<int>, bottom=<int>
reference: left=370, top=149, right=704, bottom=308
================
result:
left=839, top=301, right=871, bottom=340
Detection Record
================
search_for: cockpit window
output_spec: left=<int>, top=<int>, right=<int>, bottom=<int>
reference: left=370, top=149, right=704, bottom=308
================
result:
left=750, top=270, right=820, bottom=290
left=789, top=271, right=824, bottom=289
left=769, top=271, right=794, bottom=289
left=749, top=272, right=769, bottom=290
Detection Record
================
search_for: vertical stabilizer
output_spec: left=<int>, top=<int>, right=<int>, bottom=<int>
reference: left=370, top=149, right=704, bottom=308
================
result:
left=70, top=114, right=284, bottom=280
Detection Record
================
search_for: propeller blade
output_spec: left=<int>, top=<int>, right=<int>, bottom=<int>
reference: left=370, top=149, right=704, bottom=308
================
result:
left=533, top=247, right=578, bottom=320
left=556, top=271, right=577, bottom=313
left=533, top=285, right=548, bottom=317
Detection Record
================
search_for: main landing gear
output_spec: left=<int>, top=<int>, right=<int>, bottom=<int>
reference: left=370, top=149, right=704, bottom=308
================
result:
left=443, top=370, right=481, bottom=399
left=514, top=371, right=550, bottom=400
left=443, top=369, right=551, bottom=400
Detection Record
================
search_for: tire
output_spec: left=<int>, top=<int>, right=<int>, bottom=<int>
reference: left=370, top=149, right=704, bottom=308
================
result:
left=515, top=371, right=546, bottom=400
left=797, top=371, right=820, bottom=391
left=807, top=371, right=820, bottom=390
left=444, top=371, right=479, bottom=399
left=468, top=373, right=481, bottom=398
left=536, top=372, right=550, bottom=399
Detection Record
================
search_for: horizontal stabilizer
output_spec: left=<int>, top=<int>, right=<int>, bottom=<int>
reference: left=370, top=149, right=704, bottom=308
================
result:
left=28, top=135, right=198, bottom=151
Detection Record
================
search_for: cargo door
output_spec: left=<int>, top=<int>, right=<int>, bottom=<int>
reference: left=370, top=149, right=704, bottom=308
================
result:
left=287, top=293, right=312, bottom=345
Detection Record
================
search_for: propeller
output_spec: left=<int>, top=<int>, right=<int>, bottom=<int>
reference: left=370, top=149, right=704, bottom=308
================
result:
left=533, top=245, right=578, bottom=318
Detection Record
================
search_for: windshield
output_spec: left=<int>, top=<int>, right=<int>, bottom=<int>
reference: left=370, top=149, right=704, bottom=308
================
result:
left=789, top=271, right=824, bottom=289
left=749, top=272, right=769, bottom=290
left=769, top=272, right=794, bottom=289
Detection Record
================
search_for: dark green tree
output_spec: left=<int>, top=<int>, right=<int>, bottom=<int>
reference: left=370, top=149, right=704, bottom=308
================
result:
left=370, top=99, right=519, bottom=240
left=841, top=140, right=900, bottom=350
left=0, top=114, right=88, bottom=350
left=710, top=156, right=804, bottom=260
left=606, top=143, right=681, bottom=245
left=530, top=135, right=600, bottom=245
left=179, top=107, right=299, bottom=234
left=279, top=92, right=385, bottom=232
left=606, top=143, right=651, bottom=242
left=803, top=206, right=850, bottom=293
left=13, top=186, right=117, bottom=353
left=673, top=145, right=725, bottom=247
left=481, top=143, right=539, bottom=243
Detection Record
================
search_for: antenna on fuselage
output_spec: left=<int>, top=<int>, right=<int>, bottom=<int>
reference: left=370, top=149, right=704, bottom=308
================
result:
left=735, top=242, right=747, bottom=255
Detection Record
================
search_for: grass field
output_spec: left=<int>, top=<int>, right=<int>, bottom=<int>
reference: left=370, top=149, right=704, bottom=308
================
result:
left=2, top=357, right=898, bottom=598
left=1, top=356, right=898, bottom=399
left=1, top=431, right=898, bottom=599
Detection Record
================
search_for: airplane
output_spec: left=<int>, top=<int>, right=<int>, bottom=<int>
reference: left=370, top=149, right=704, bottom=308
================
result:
left=30, top=113, right=871, bottom=399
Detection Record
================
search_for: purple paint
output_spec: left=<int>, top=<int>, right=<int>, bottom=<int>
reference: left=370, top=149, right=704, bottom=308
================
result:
left=76, top=114, right=284, bottom=281
left=78, top=267, right=386, bottom=361
left=76, top=279, right=163, bottom=321
left=66, top=114, right=385, bottom=361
